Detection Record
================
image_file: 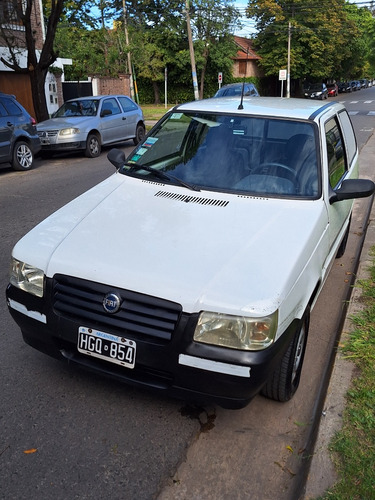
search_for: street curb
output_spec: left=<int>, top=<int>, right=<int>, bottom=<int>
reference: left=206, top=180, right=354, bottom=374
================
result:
left=303, top=135, right=375, bottom=499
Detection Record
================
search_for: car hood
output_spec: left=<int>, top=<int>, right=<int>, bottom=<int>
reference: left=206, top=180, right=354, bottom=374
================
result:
left=37, top=116, right=97, bottom=130
left=12, top=173, right=328, bottom=316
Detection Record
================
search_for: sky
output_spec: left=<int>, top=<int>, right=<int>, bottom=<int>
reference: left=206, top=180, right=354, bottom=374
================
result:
left=233, top=0, right=375, bottom=37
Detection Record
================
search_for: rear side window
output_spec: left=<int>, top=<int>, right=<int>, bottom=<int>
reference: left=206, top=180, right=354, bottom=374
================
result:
left=325, top=117, right=347, bottom=188
left=2, top=98, right=22, bottom=116
left=0, top=101, right=8, bottom=117
left=118, top=96, right=138, bottom=113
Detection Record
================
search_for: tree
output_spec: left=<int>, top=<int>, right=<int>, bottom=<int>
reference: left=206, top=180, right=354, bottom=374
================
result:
left=246, top=0, right=361, bottom=87
left=0, top=0, right=65, bottom=121
left=191, top=0, right=241, bottom=98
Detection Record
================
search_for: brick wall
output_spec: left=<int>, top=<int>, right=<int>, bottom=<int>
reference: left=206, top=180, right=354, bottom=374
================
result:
left=0, top=0, right=44, bottom=50
left=92, top=74, right=130, bottom=96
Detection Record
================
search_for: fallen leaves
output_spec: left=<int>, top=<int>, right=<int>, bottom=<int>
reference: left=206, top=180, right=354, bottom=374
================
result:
left=23, top=448, right=37, bottom=454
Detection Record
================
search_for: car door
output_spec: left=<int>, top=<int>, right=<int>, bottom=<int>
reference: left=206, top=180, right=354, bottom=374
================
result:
left=99, top=97, right=127, bottom=144
left=0, top=99, right=13, bottom=163
left=323, top=111, right=358, bottom=254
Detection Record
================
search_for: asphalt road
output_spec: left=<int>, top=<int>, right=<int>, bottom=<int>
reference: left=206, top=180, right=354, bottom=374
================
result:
left=1, top=91, right=374, bottom=500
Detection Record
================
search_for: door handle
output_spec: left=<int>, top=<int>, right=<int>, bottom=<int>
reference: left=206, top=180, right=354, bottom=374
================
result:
left=122, top=117, right=126, bottom=120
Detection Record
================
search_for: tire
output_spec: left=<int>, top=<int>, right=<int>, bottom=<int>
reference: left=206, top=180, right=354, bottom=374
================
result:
left=261, top=308, right=310, bottom=402
left=336, top=216, right=351, bottom=259
left=133, top=123, right=146, bottom=145
left=85, top=133, right=101, bottom=158
left=12, top=141, right=34, bottom=171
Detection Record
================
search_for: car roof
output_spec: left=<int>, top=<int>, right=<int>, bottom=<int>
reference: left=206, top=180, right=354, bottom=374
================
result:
left=220, top=83, right=254, bottom=88
left=175, top=97, right=342, bottom=121
left=67, top=95, right=130, bottom=101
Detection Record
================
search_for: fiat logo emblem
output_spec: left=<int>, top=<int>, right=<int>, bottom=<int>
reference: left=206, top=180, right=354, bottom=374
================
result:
left=103, top=293, right=121, bottom=314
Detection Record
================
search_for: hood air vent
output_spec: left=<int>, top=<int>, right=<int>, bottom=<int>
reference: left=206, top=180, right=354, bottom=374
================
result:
left=155, top=190, right=229, bottom=207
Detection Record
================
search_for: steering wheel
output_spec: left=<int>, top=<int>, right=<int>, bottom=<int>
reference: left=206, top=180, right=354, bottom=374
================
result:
left=252, top=162, right=297, bottom=183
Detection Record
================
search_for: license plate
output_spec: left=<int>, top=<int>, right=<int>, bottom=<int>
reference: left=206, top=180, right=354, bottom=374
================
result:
left=78, top=327, right=136, bottom=369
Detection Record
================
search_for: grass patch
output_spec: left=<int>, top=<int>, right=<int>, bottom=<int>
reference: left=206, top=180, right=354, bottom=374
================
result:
left=141, top=104, right=171, bottom=122
left=320, top=246, right=375, bottom=499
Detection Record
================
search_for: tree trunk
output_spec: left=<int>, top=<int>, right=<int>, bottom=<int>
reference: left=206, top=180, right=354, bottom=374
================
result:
left=152, top=80, right=161, bottom=105
left=29, top=67, right=50, bottom=122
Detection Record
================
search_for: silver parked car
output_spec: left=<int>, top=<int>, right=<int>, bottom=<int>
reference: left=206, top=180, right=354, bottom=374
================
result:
left=37, top=95, right=145, bottom=158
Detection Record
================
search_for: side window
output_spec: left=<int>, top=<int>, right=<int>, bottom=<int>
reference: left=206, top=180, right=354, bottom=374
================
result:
left=0, top=101, right=9, bottom=117
left=325, top=117, right=347, bottom=188
left=2, top=98, right=22, bottom=116
left=118, top=96, right=138, bottom=113
left=338, top=110, right=357, bottom=166
left=102, top=98, right=121, bottom=116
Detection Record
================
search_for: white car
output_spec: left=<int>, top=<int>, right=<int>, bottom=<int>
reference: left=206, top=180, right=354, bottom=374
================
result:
left=7, top=97, right=374, bottom=409
left=37, top=95, right=145, bottom=158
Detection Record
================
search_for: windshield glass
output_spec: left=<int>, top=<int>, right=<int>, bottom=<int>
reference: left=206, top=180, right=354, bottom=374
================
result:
left=122, top=111, right=320, bottom=198
left=54, top=99, right=99, bottom=117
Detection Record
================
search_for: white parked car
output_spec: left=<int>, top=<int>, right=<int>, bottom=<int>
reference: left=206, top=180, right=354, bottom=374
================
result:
left=7, top=97, right=374, bottom=409
left=37, top=95, right=145, bottom=158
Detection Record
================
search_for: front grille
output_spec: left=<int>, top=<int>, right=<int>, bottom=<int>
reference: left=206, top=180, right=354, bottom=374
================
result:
left=38, top=130, right=58, bottom=138
left=52, top=275, right=182, bottom=343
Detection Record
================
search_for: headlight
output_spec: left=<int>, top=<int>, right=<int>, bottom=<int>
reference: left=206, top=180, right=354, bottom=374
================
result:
left=59, top=128, right=80, bottom=136
left=193, top=311, right=278, bottom=351
left=10, top=258, right=44, bottom=297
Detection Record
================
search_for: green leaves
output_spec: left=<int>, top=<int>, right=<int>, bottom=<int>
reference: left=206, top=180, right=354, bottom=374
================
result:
left=248, top=0, right=375, bottom=81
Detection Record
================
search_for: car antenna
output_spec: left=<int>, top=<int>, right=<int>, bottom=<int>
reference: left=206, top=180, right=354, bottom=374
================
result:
left=238, top=47, right=249, bottom=110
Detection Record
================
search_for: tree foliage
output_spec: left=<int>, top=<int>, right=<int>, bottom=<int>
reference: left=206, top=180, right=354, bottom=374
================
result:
left=55, top=0, right=241, bottom=103
left=246, top=0, right=375, bottom=86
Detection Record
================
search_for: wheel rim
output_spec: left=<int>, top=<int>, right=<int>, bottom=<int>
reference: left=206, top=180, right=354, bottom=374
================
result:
left=292, top=323, right=306, bottom=384
left=17, top=144, right=32, bottom=168
left=89, top=137, right=99, bottom=155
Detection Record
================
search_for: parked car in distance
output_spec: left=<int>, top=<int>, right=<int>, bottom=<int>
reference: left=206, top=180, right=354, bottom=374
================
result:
left=359, top=79, right=368, bottom=88
left=338, top=81, right=352, bottom=93
left=36, top=95, right=145, bottom=158
left=214, top=82, right=259, bottom=98
left=0, top=92, right=41, bottom=171
left=304, top=83, right=328, bottom=99
left=7, top=97, right=375, bottom=409
left=350, top=80, right=361, bottom=91
left=327, top=83, right=338, bottom=97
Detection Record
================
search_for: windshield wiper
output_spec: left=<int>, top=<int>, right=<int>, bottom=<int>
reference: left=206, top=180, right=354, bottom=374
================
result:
left=124, top=163, right=200, bottom=192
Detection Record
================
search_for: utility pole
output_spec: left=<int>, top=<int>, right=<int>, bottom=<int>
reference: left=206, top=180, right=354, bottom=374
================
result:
left=122, top=0, right=134, bottom=100
left=287, top=21, right=291, bottom=98
left=185, top=0, right=199, bottom=100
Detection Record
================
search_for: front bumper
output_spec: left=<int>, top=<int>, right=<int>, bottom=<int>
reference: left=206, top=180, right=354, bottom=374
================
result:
left=6, top=276, right=298, bottom=409
left=39, top=141, right=86, bottom=152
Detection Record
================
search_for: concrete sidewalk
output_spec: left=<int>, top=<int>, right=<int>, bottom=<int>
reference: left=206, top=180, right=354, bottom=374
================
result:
left=303, top=132, right=375, bottom=498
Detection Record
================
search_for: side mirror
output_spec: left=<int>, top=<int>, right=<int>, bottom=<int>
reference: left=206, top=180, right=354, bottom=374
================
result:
left=101, top=108, right=112, bottom=117
left=107, top=148, right=126, bottom=169
left=330, top=178, right=375, bottom=204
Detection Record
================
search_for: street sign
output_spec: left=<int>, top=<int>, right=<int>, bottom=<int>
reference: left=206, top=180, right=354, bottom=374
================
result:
left=279, top=69, right=287, bottom=81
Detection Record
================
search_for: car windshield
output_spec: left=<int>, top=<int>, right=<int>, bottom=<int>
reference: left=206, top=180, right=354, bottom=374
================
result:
left=310, top=84, right=323, bottom=91
left=122, top=111, right=320, bottom=198
left=54, top=99, right=99, bottom=117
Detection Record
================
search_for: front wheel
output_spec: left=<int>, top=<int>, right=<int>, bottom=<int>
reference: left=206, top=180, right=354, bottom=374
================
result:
left=12, top=141, right=34, bottom=171
left=261, top=308, right=310, bottom=402
left=133, top=123, right=146, bottom=145
left=85, top=133, right=101, bottom=158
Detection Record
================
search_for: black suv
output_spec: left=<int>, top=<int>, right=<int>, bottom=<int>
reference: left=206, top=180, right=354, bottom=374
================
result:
left=0, top=93, right=41, bottom=171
